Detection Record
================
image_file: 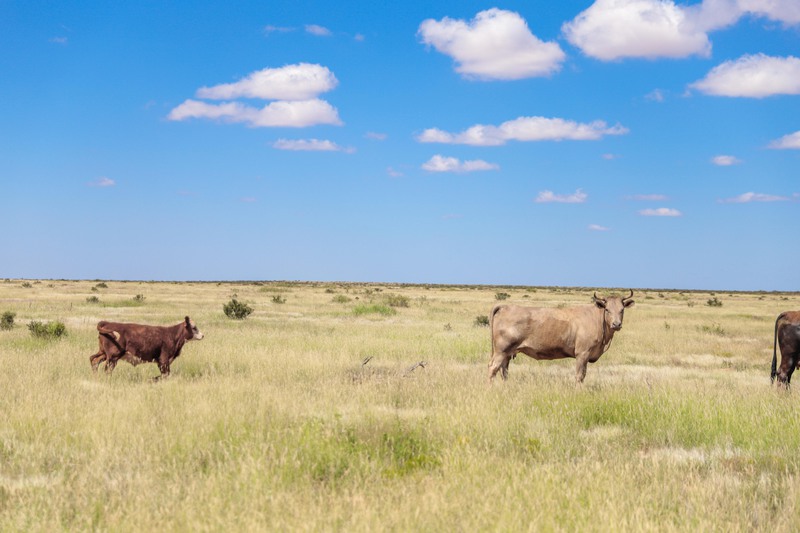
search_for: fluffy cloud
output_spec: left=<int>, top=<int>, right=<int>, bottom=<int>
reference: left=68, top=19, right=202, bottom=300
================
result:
left=272, top=139, right=353, bottom=152
left=196, top=63, right=337, bottom=101
left=418, top=8, right=565, bottom=80
left=417, top=116, right=627, bottom=146
left=737, top=0, right=800, bottom=25
left=421, top=155, right=499, bottom=173
left=639, top=207, right=682, bottom=216
left=769, top=130, right=800, bottom=149
left=712, top=155, right=742, bottom=166
left=690, top=54, right=800, bottom=97
left=87, top=176, right=115, bottom=187
left=168, top=99, right=341, bottom=128
left=535, top=189, right=588, bottom=204
left=305, top=24, right=332, bottom=36
left=719, top=192, right=792, bottom=203
left=563, top=0, right=711, bottom=60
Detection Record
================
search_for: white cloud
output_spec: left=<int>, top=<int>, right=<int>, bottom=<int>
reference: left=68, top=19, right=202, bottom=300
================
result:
left=196, top=63, right=337, bottom=101
left=421, top=155, right=499, bottom=173
left=365, top=131, right=387, bottom=141
left=737, top=0, right=800, bottom=25
left=418, top=8, right=565, bottom=80
left=645, top=89, right=665, bottom=102
left=305, top=24, right=332, bottom=36
left=87, top=176, right=115, bottom=187
left=589, top=224, right=610, bottom=231
left=272, top=138, right=353, bottom=152
left=417, top=116, right=628, bottom=146
left=563, top=0, right=711, bottom=61
left=719, top=192, right=792, bottom=203
left=168, top=98, right=342, bottom=128
left=639, top=207, right=682, bottom=216
left=49, top=36, right=68, bottom=45
left=387, top=167, right=403, bottom=178
left=712, top=155, right=742, bottom=166
left=690, top=54, right=800, bottom=98
left=768, top=130, right=800, bottom=149
left=264, top=25, right=294, bottom=35
left=628, top=194, right=669, bottom=201
left=535, top=189, right=588, bottom=204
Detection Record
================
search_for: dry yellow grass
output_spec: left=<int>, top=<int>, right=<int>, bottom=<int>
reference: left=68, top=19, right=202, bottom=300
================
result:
left=1, top=280, right=799, bottom=531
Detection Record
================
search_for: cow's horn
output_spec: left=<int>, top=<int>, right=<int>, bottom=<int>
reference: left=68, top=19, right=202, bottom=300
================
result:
left=622, top=289, right=634, bottom=302
left=593, top=292, right=605, bottom=303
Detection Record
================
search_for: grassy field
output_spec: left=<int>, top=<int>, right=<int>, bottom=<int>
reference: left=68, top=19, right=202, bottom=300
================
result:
left=1, top=279, right=799, bottom=531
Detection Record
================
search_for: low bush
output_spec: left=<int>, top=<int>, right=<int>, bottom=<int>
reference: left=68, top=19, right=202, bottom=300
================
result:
left=384, top=294, right=409, bottom=308
left=707, top=297, right=723, bottom=307
left=28, top=320, right=67, bottom=339
left=332, top=295, right=351, bottom=304
left=353, top=304, right=396, bottom=317
left=86, top=296, right=100, bottom=304
left=474, top=315, right=490, bottom=327
left=223, top=298, right=253, bottom=320
left=272, top=295, right=287, bottom=304
left=495, top=292, right=510, bottom=300
left=1, top=311, right=15, bottom=330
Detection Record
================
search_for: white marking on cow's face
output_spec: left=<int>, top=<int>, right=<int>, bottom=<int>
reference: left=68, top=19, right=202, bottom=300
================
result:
left=188, top=320, right=204, bottom=341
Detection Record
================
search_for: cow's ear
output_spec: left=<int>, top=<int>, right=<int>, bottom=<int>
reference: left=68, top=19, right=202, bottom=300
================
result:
left=185, top=316, right=191, bottom=326
left=593, top=298, right=606, bottom=309
left=623, top=299, right=635, bottom=308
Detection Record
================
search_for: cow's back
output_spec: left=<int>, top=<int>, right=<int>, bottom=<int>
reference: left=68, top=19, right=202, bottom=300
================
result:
left=492, top=305, right=586, bottom=357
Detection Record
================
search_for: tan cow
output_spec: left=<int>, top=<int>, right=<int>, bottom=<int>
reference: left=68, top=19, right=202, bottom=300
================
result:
left=488, top=291, right=634, bottom=383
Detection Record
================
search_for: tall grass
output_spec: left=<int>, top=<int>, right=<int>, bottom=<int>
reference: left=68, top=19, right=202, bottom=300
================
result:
left=0, top=281, right=798, bottom=530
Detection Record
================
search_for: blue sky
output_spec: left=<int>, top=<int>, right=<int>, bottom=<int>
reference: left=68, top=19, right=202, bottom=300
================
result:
left=1, top=0, right=798, bottom=290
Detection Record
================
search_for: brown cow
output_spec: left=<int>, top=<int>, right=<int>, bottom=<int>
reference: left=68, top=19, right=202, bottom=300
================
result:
left=488, top=290, right=634, bottom=383
left=771, top=311, right=800, bottom=387
left=89, top=316, right=204, bottom=381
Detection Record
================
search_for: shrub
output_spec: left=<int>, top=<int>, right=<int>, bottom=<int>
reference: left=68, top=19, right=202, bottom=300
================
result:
left=474, top=315, right=490, bottom=327
left=94, top=282, right=108, bottom=289
left=384, top=294, right=409, bottom=308
left=272, top=295, right=287, bottom=304
left=223, top=298, right=253, bottom=320
left=332, top=295, right=351, bottom=304
left=133, top=294, right=146, bottom=303
left=706, top=297, right=723, bottom=307
left=21, top=282, right=32, bottom=288
left=86, top=296, right=100, bottom=304
left=495, top=292, right=510, bottom=300
left=28, top=320, right=67, bottom=339
left=1, top=311, right=15, bottom=330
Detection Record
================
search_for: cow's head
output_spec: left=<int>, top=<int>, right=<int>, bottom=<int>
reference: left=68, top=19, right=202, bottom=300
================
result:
left=184, top=316, right=204, bottom=340
left=593, top=290, right=634, bottom=331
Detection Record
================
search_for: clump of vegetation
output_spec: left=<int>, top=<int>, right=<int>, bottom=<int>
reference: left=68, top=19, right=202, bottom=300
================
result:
left=495, top=292, right=510, bottom=300
left=94, top=282, right=108, bottom=289
left=332, top=295, right=351, bottom=304
left=133, top=294, right=146, bottom=303
left=21, top=282, right=32, bottom=288
left=28, top=320, right=67, bottom=339
left=474, top=315, right=490, bottom=327
left=699, top=322, right=726, bottom=336
left=384, top=294, right=409, bottom=308
left=272, top=295, right=287, bottom=304
left=353, top=304, right=396, bottom=317
left=223, top=298, right=253, bottom=320
left=86, top=296, right=100, bottom=304
left=706, top=297, right=723, bottom=307
left=1, top=311, right=16, bottom=330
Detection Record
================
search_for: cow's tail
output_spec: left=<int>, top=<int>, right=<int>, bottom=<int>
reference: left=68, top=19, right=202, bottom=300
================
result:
left=771, top=312, right=785, bottom=383
left=489, top=304, right=503, bottom=358
left=97, top=322, right=124, bottom=353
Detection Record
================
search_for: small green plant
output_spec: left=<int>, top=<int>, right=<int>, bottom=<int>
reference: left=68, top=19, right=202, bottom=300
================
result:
left=706, top=297, right=723, bottom=307
left=699, top=322, right=726, bottom=336
left=495, top=292, right=510, bottom=300
left=353, top=304, right=396, bottom=317
left=1, top=311, right=16, bottom=330
left=94, top=282, right=108, bottom=289
left=223, top=298, right=253, bottom=320
left=133, top=294, right=146, bottom=303
left=86, top=296, right=100, bottom=304
left=474, top=315, right=490, bottom=327
left=272, top=295, right=287, bottom=304
left=21, top=282, right=32, bottom=288
left=28, top=320, right=67, bottom=339
left=332, top=295, right=351, bottom=304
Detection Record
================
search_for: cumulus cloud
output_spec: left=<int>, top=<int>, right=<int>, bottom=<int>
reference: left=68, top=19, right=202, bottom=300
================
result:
left=168, top=99, right=342, bottom=128
left=563, top=0, right=711, bottom=60
left=769, top=130, right=800, bottom=149
left=305, top=24, right=332, bottom=36
left=589, top=224, right=610, bottom=231
left=737, top=0, right=800, bottom=25
left=196, top=63, right=337, bottom=101
left=712, top=155, right=742, bottom=166
left=272, top=139, right=353, bottom=152
left=417, top=116, right=627, bottom=146
left=690, top=54, right=800, bottom=98
left=639, top=207, right=682, bottom=216
left=418, top=8, right=565, bottom=80
left=87, top=176, right=115, bottom=187
left=535, top=189, right=588, bottom=204
left=719, top=192, right=792, bottom=203
left=421, top=155, right=499, bottom=173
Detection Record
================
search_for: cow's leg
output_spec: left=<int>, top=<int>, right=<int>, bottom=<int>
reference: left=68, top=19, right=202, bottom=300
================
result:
left=776, top=352, right=797, bottom=388
left=575, top=356, right=590, bottom=384
left=89, top=351, right=106, bottom=373
left=488, top=350, right=513, bottom=382
left=105, top=357, right=118, bottom=375
left=154, top=354, right=171, bottom=382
